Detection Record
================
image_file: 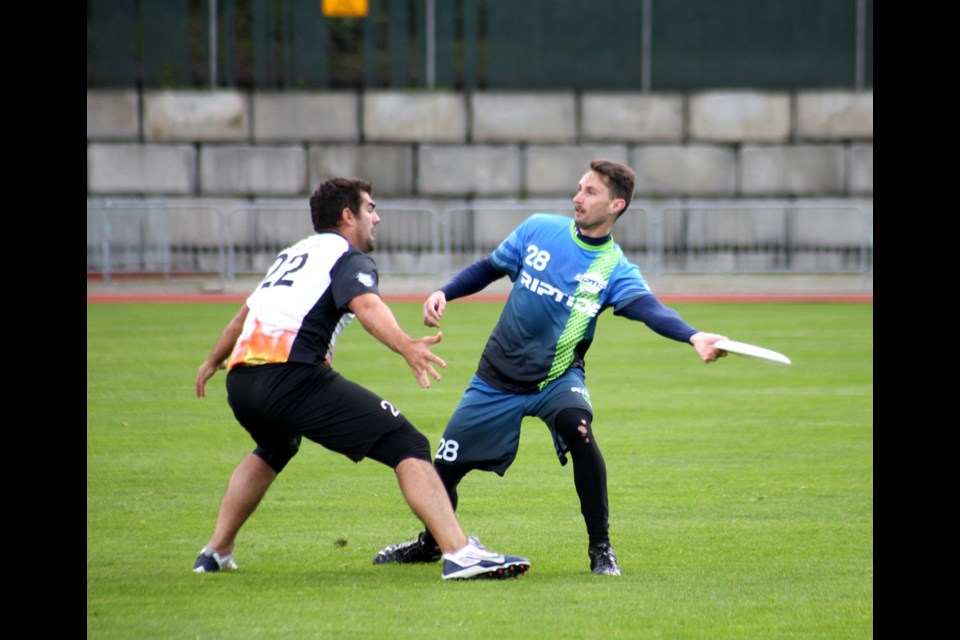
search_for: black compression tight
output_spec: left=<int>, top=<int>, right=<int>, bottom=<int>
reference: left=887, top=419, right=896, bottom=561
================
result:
left=434, top=462, right=469, bottom=511
left=554, top=407, right=610, bottom=546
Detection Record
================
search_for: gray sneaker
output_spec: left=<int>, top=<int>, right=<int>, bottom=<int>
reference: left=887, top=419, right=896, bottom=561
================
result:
left=588, top=543, right=621, bottom=576
left=372, top=531, right=442, bottom=564
left=441, top=536, right=530, bottom=580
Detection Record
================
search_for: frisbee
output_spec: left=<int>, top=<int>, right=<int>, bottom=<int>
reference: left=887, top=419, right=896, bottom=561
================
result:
left=715, top=339, right=791, bottom=366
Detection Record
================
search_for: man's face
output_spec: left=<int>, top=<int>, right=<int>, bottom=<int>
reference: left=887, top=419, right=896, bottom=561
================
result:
left=572, top=171, right=622, bottom=233
left=353, top=192, right=379, bottom=253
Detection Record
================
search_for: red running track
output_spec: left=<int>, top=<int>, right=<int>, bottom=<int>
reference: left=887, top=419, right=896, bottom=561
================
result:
left=87, top=292, right=872, bottom=304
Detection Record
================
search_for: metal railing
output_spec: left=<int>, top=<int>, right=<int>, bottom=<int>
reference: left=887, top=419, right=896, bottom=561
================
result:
left=87, top=198, right=873, bottom=285
left=87, top=199, right=231, bottom=285
left=221, top=203, right=442, bottom=281
left=646, top=199, right=873, bottom=275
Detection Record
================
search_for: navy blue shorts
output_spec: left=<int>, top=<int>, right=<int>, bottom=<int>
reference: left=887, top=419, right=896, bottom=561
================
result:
left=434, top=369, right=593, bottom=475
left=226, top=363, right=428, bottom=469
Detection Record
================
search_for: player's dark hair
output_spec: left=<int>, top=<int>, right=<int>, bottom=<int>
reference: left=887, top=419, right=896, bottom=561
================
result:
left=590, top=159, right=635, bottom=218
left=310, top=177, right=373, bottom=232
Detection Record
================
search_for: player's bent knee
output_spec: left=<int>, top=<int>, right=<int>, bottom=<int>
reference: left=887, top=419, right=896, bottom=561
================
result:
left=554, top=407, right=594, bottom=440
left=367, top=420, right=432, bottom=468
left=253, top=435, right=301, bottom=474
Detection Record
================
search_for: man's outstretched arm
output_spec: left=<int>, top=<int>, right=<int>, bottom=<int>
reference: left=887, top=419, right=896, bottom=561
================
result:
left=349, top=292, right=447, bottom=388
left=615, top=295, right=728, bottom=363
left=423, top=257, right=507, bottom=327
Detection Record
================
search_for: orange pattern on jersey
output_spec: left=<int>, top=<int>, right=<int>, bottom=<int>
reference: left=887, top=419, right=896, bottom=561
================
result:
left=227, top=317, right=296, bottom=368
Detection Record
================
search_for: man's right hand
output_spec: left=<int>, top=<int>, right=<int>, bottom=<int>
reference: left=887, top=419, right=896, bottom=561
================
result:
left=400, top=331, right=446, bottom=389
left=423, top=290, right=447, bottom=328
left=689, top=331, right=729, bottom=363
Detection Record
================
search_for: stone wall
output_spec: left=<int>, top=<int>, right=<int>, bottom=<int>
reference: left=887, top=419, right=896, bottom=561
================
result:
left=87, top=88, right=873, bottom=292
left=87, top=89, right=873, bottom=200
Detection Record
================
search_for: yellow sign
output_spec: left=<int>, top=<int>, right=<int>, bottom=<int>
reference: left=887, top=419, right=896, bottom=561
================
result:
left=322, top=0, right=368, bottom=18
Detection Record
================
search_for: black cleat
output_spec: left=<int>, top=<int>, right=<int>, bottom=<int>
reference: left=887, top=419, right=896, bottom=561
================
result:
left=589, top=543, right=621, bottom=576
left=373, top=532, right=442, bottom=565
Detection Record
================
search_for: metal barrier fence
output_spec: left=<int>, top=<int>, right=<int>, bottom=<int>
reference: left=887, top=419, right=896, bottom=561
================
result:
left=86, top=199, right=443, bottom=286
left=221, top=203, right=442, bottom=281
left=648, top=199, right=873, bottom=275
left=87, top=199, right=873, bottom=285
left=87, top=199, right=232, bottom=284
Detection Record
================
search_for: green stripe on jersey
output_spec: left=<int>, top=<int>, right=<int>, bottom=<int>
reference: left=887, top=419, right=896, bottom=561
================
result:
left=539, top=243, right=621, bottom=390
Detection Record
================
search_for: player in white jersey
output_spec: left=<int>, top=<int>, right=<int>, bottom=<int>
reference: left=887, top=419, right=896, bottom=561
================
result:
left=372, top=161, right=729, bottom=575
left=193, top=177, right=530, bottom=581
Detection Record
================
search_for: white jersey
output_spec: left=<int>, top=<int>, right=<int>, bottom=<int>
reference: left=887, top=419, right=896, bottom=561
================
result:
left=227, top=232, right=380, bottom=369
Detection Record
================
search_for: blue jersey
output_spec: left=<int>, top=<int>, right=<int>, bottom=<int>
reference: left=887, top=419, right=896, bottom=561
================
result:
left=477, top=214, right=652, bottom=394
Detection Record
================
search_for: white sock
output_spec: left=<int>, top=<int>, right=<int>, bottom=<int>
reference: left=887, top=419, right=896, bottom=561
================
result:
left=201, top=546, right=232, bottom=566
left=445, top=541, right=475, bottom=561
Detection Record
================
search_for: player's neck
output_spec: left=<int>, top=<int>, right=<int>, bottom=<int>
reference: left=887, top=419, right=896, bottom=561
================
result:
left=575, top=224, right=612, bottom=245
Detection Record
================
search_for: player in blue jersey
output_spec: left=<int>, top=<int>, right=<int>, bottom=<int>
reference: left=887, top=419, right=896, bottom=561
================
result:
left=372, top=160, right=729, bottom=575
left=192, top=177, right=530, bottom=580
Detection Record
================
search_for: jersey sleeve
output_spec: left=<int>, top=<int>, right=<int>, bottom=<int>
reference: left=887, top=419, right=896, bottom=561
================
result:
left=489, top=216, right=534, bottom=280
left=330, top=251, right=380, bottom=308
left=604, top=259, right=653, bottom=312
left=614, top=295, right=699, bottom=342
left=440, top=257, right=508, bottom=301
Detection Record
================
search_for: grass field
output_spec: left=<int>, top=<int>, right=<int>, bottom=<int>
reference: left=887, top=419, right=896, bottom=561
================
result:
left=87, top=300, right=873, bottom=639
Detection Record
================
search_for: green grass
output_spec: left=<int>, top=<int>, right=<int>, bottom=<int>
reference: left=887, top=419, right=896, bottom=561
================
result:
left=87, top=301, right=873, bottom=639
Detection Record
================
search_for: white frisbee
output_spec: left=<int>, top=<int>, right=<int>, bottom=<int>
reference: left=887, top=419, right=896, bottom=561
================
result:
left=715, top=339, right=791, bottom=366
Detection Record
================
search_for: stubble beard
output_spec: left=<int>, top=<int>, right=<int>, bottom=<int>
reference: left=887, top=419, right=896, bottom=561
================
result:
left=576, top=211, right=601, bottom=231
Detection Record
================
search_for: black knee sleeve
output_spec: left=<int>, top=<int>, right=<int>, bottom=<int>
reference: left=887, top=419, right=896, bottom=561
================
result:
left=554, top=408, right=596, bottom=447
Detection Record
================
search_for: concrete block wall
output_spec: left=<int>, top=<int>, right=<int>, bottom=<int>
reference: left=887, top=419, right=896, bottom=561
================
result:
left=87, top=88, right=873, bottom=201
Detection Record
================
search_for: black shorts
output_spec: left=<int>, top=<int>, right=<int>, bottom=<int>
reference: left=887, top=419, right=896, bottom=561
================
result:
left=225, top=363, right=422, bottom=465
